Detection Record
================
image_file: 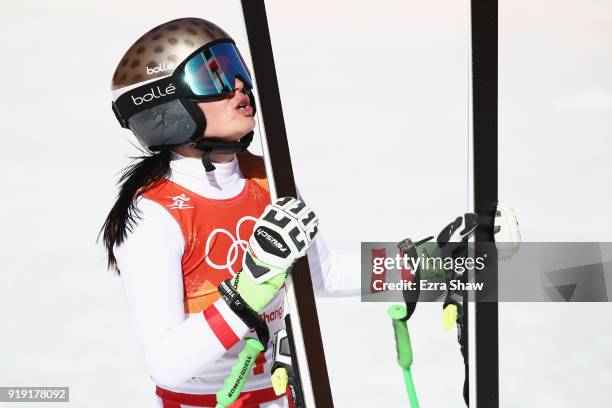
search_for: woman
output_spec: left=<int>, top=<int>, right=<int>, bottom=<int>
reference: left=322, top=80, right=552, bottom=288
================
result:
left=102, top=17, right=338, bottom=408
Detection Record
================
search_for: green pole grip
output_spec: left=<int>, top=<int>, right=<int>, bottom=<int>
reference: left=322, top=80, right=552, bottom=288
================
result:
left=388, top=305, right=420, bottom=408
left=387, top=305, right=413, bottom=369
left=215, top=337, right=265, bottom=408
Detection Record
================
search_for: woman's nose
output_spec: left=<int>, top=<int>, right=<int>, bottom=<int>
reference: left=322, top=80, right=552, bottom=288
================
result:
left=234, top=78, right=245, bottom=92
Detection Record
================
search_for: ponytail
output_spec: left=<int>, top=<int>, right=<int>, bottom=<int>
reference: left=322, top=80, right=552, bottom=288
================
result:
left=100, top=150, right=171, bottom=272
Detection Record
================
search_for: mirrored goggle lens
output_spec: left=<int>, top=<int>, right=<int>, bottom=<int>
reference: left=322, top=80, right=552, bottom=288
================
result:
left=183, top=42, right=253, bottom=97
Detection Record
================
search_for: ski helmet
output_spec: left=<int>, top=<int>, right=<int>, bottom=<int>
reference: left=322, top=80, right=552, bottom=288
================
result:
left=111, top=18, right=256, bottom=170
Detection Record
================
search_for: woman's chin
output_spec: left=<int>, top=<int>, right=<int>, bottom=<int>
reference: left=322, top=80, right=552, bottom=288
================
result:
left=237, top=119, right=256, bottom=137
left=243, top=116, right=256, bottom=130
left=228, top=129, right=254, bottom=142
left=205, top=118, right=255, bottom=142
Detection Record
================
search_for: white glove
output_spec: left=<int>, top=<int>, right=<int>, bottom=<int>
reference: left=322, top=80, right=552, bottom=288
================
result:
left=494, top=203, right=521, bottom=260
left=244, top=197, right=319, bottom=284
left=437, top=213, right=479, bottom=246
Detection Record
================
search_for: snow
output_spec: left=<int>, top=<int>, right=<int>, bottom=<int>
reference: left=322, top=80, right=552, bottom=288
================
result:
left=1, top=0, right=611, bottom=406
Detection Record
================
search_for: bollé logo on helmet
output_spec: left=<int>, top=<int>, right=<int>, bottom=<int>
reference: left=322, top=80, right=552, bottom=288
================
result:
left=131, top=84, right=176, bottom=106
left=146, top=62, right=176, bottom=75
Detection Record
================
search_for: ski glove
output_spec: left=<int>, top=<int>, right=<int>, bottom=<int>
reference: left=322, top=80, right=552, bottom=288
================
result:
left=493, top=204, right=521, bottom=260
left=406, top=214, right=478, bottom=331
left=411, top=213, right=479, bottom=278
left=231, top=197, right=319, bottom=313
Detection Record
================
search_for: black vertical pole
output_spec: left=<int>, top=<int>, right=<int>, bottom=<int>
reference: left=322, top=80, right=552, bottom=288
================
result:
left=240, top=1, right=335, bottom=407
left=470, top=0, right=499, bottom=407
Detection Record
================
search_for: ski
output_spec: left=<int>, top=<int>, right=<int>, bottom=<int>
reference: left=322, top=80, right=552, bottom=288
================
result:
left=239, top=1, right=335, bottom=407
left=466, top=1, right=499, bottom=407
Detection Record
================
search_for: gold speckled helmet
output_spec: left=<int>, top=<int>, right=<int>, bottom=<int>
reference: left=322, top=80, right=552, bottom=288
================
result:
left=111, top=18, right=231, bottom=93
left=111, top=17, right=256, bottom=170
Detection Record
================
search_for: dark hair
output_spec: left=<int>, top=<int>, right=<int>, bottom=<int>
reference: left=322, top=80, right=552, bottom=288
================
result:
left=99, top=150, right=171, bottom=272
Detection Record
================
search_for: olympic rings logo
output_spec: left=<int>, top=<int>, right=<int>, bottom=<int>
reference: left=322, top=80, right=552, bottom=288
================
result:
left=204, top=215, right=258, bottom=276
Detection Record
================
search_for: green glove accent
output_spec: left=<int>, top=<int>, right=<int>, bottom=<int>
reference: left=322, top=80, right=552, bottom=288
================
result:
left=231, top=270, right=287, bottom=313
left=414, top=240, right=436, bottom=258
left=414, top=240, right=445, bottom=278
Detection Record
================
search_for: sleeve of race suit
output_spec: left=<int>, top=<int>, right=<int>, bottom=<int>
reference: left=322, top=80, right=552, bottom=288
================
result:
left=113, top=197, right=250, bottom=388
left=291, top=189, right=361, bottom=296
left=307, top=232, right=361, bottom=297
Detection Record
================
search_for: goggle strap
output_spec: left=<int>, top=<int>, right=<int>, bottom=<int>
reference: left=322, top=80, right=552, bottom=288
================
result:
left=114, top=76, right=188, bottom=122
left=111, top=101, right=128, bottom=128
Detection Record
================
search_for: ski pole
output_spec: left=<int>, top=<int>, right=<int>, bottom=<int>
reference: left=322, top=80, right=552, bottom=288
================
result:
left=215, top=337, right=265, bottom=408
left=388, top=305, right=419, bottom=408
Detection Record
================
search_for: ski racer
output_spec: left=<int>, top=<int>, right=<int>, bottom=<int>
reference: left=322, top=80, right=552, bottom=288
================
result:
left=102, top=17, right=352, bottom=408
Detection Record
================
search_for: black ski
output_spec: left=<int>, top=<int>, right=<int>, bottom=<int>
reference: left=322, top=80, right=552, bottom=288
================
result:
left=467, top=0, right=499, bottom=407
left=240, top=1, right=335, bottom=407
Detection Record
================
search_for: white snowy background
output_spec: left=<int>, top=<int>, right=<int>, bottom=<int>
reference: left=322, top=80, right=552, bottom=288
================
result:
left=1, top=0, right=611, bottom=407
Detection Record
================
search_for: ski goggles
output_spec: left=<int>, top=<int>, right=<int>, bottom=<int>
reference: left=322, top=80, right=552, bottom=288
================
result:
left=112, top=40, right=253, bottom=128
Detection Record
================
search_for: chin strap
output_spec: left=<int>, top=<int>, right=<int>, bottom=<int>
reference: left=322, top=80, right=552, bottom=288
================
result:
left=193, top=131, right=255, bottom=172
left=201, top=150, right=216, bottom=172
